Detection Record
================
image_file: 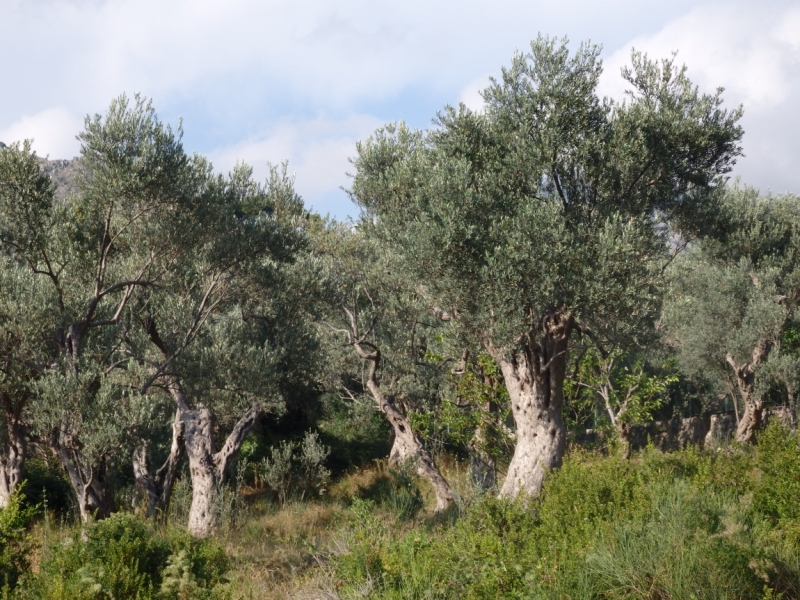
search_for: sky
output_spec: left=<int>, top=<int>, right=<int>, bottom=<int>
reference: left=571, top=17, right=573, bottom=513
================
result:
left=1, top=0, right=799, bottom=218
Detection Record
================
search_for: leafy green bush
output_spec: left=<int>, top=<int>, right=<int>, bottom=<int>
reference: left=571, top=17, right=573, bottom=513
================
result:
left=333, top=442, right=800, bottom=599
left=539, top=483, right=765, bottom=599
left=21, top=458, right=74, bottom=519
left=16, top=512, right=229, bottom=599
left=0, top=486, right=37, bottom=591
left=258, top=430, right=331, bottom=506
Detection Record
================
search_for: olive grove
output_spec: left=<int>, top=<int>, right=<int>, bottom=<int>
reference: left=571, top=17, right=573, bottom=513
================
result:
left=2, top=36, right=798, bottom=552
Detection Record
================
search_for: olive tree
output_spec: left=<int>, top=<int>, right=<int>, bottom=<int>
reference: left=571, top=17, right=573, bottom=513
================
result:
left=0, top=97, right=310, bottom=529
left=350, top=37, right=742, bottom=497
left=0, top=143, right=61, bottom=506
left=319, top=223, right=456, bottom=512
left=128, top=163, right=312, bottom=536
left=665, top=186, right=800, bottom=442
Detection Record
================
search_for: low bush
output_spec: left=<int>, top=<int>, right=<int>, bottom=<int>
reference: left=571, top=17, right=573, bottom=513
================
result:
left=332, top=431, right=800, bottom=599
left=0, top=485, right=37, bottom=591
left=258, top=430, right=331, bottom=506
left=15, top=512, right=229, bottom=599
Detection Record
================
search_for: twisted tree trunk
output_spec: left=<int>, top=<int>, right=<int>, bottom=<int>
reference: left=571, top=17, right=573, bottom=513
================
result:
left=489, top=309, right=573, bottom=499
left=133, top=408, right=185, bottom=518
left=344, top=308, right=454, bottom=513
left=373, top=381, right=454, bottom=512
left=139, top=317, right=262, bottom=537
left=51, top=441, right=113, bottom=522
left=181, top=399, right=263, bottom=538
left=727, top=341, right=770, bottom=444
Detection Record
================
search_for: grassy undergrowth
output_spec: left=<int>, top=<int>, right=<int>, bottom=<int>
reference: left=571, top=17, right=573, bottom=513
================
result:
left=4, top=425, right=800, bottom=599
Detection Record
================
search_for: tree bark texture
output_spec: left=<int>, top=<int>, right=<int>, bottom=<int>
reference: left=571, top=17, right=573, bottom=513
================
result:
left=489, top=309, right=573, bottom=499
left=0, top=409, right=26, bottom=508
left=616, top=422, right=633, bottom=460
left=344, top=308, right=454, bottom=513
left=50, top=440, right=113, bottom=522
left=369, top=379, right=454, bottom=513
left=132, top=408, right=185, bottom=518
left=727, top=341, right=770, bottom=444
left=180, top=400, right=263, bottom=538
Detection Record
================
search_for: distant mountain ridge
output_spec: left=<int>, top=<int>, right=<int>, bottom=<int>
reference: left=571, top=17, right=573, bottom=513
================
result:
left=41, top=157, right=80, bottom=200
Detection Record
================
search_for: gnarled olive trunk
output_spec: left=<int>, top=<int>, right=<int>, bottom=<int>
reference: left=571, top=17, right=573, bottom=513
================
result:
left=490, top=310, right=573, bottom=499
left=0, top=413, right=26, bottom=508
left=180, top=401, right=263, bottom=538
left=727, top=343, right=769, bottom=444
left=133, top=408, right=185, bottom=518
left=616, top=422, right=633, bottom=460
left=51, top=441, right=113, bottom=522
left=374, top=384, right=454, bottom=513
left=344, top=308, right=454, bottom=513
left=737, top=397, right=763, bottom=444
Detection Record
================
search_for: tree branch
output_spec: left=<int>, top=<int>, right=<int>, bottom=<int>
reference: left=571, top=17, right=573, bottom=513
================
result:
left=213, top=403, right=264, bottom=476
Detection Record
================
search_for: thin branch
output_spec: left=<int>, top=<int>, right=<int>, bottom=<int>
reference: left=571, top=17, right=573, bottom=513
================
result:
left=661, top=235, right=695, bottom=273
left=93, top=204, right=115, bottom=303
left=618, top=155, right=657, bottom=205
left=552, top=166, right=568, bottom=210
left=140, top=273, right=228, bottom=394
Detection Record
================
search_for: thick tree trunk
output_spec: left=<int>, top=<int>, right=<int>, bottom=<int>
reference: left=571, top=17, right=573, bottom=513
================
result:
left=727, top=344, right=769, bottom=444
left=0, top=416, right=26, bottom=508
left=736, top=398, right=764, bottom=443
left=181, top=402, right=263, bottom=538
left=133, top=408, right=185, bottom=518
left=616, top=422, right=633, bottom=460
left=51, top=441, right=113, bottom=522
left=491, top=309, right=573, bottom=499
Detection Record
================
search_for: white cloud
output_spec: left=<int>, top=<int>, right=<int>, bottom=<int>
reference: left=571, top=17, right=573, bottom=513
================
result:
left=207, top=114, right=383, bottom=217
left=2, top=0, right=798, bottom=214
left=0, top=0, right=704, bottom=117
left=0, top=108, right=83, bottom=159
left=598, top=2, right=800, bottom=194
left=458, top=75, right=492, bottom=113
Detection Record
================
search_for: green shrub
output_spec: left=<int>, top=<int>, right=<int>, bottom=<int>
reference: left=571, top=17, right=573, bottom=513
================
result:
left=0, top=485, right=37, bottom=591
left=547, top=483, right=765, bottom=599
left=16, top=512, right=229, bottom=600
left=21, top=458, right=74, bottom=519
left=333, top=444, right=800, bottom=599
left=754, top=423, right=800, bottom=522
left=257, top=430, right=331, bottom=506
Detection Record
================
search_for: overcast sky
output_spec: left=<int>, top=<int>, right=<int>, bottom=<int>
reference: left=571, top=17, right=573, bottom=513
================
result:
left=2, top=0, right=798, bottom=218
